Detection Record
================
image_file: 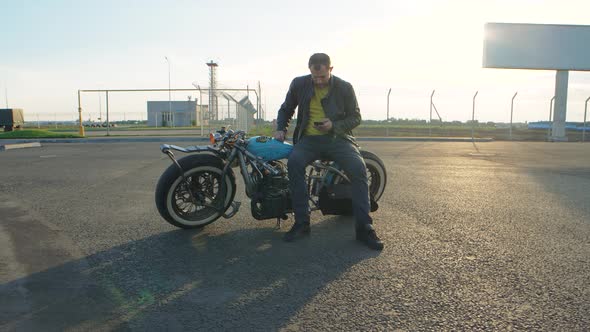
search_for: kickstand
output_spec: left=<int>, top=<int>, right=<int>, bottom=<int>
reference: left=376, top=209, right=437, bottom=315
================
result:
left=275, top=214, right=290, bottom=229
left=275, top=217, right=282, bottom=229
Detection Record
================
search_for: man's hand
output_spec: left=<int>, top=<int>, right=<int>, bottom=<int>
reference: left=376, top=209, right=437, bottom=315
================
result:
left=314, top=118, right=333, bottom=132
left=274, top=130, right=286, bottom=142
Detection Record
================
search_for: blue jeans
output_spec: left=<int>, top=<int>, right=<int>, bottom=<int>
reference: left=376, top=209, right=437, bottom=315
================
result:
left=287, top=135, right=373, bottom=227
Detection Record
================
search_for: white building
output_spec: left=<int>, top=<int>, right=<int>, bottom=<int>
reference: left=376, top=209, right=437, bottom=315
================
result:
left=147, top=100, right=207, bottom=127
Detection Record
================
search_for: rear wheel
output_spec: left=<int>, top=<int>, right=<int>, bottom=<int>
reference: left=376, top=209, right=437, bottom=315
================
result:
left=360, top=150, right=387, bottom=201
left=329, top=150, right=388, bottom=202
left=155, top=155, right=236, bottom=229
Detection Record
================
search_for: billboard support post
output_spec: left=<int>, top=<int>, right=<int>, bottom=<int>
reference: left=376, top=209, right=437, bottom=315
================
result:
left=551, top=70, right=569, bottom=141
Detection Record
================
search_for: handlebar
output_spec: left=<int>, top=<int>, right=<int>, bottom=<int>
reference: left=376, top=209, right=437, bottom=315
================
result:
left=210, top=129, right=247, bottom=146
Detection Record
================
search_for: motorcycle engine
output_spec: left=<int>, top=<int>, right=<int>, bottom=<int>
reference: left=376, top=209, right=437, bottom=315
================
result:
left=250, top=161, right=292, bottom=220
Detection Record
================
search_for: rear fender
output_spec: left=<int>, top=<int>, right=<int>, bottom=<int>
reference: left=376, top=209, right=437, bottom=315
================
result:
left=160, top=142, right=222, bottom=173
left=160, top=144, right=219, bottom=155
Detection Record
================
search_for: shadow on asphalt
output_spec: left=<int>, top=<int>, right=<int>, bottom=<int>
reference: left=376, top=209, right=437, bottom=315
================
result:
left=1, top=216, right=379, bottom=330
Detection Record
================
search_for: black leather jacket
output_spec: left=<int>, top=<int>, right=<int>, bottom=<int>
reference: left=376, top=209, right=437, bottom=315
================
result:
left=276, top=74, right=361, bottom=144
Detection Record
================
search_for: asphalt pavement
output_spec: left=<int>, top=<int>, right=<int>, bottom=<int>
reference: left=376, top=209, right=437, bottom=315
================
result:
left=0, top=141, right=589, bottom=330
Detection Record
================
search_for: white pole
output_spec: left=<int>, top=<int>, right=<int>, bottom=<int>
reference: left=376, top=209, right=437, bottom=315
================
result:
left=548, top=96, right=555, bottom=139
left=552, top=70, right=569, bottom=141
left=429, top=90, right=435, bottom=137
left=387, top=88, right=391, bottom=137
left=106, top=91, right=110, bottom=136
left=192, top=82, right=203, bottom=136
left=471, top=91, right=479, bottom=141
left=583, top=96, right=590, bottom=142
left=199, top=89, right=203, bottom=136
left=98, top=93, right=102, bottom=122
left=165, top=56, right=172, bottom=128
left=510, top=92, right=518, bottom=140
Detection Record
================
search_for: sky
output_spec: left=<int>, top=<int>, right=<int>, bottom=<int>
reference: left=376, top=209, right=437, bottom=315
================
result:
left=1, top=0, right=590, bottom=123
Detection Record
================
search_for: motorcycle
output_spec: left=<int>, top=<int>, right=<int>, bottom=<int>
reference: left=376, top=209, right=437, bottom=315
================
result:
left=155, top=129, right=387, bottom=229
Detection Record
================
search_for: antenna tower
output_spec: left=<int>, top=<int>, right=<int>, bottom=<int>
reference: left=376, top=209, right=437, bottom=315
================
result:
left=207, top=60, right=218, bottom=120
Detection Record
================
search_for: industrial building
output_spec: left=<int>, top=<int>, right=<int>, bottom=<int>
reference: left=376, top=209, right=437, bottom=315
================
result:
left=146, top=100, right=206, bottom=127
left=146, top=95, right=258, bottom=131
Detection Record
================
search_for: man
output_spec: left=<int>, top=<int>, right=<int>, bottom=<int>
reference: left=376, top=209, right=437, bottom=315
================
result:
left=274, top=53, right=384, bottom=250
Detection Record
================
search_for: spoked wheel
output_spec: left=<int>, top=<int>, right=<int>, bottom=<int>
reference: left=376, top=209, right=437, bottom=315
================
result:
left=170, top=169, right=222, bottom=221
left=155, top=155, right=236, bottom=229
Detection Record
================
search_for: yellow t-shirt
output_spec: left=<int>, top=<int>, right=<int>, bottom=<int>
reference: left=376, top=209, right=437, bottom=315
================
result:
left=305, top=86, right=330, bottom=136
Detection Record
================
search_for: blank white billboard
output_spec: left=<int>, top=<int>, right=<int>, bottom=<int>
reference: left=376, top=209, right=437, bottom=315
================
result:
left=483, top=23, right=590, bottom=71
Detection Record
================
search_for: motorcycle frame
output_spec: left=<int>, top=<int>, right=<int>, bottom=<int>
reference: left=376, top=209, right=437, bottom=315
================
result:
left=160, top=132, right=350, bottom=215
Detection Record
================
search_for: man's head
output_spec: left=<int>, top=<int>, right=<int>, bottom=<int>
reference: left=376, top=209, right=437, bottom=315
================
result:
left=308, top=53, right=332, bottom=88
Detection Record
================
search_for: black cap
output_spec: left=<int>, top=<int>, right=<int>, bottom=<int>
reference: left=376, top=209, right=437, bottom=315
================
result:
left=308, top=53, right=331, bottom=69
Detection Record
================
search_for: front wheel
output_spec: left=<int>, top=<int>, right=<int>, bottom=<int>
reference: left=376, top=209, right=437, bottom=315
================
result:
left=155, top=154, right=236, bottom=229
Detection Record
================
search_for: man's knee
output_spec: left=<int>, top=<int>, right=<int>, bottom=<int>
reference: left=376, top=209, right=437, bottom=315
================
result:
left=339, top=154, right=367, bottom=179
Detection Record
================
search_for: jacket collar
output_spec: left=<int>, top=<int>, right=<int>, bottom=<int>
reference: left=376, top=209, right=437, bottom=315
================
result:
left=308, top=74, right=335, bottom=90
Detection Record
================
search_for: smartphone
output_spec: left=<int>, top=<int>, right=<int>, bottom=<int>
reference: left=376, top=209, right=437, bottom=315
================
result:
left=314, top=121, right=325, bottom=126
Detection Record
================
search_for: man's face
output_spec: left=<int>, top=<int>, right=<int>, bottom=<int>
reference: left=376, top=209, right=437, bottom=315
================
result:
left=310, top=64, right=332, bottom=88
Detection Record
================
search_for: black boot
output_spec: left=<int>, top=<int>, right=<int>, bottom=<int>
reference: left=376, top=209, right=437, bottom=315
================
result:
left=283, top=222, right=311, bottom=242
left=356, top=224, right=384, bottom=250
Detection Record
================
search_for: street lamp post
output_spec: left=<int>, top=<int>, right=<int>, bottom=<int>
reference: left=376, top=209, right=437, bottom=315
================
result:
left=165, top=56, right=172, bottom=128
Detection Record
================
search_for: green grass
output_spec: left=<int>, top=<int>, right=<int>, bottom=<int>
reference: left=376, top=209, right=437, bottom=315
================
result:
left=0, top=129, right=83, bottom=139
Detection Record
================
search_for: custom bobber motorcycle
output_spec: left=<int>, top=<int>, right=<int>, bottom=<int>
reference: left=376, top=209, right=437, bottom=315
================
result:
left=155, top=129, right=387, bottom=229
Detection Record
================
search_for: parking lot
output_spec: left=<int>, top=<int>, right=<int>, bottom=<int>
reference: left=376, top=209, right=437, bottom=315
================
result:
left=1, top=140, right=589, bottom=330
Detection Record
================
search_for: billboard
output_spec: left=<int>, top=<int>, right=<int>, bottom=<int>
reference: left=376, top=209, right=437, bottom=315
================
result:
left=483, top=23, right=590, bottom=71
left=0, top=108, right=24, bottom=125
